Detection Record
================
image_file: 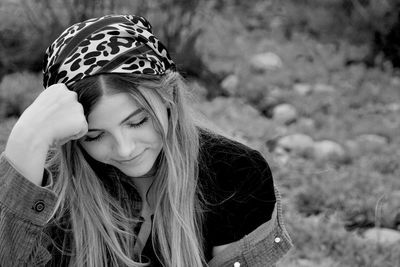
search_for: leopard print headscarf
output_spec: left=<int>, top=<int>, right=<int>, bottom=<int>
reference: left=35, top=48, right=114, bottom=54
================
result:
left=43, top=14, right=175, bottom=88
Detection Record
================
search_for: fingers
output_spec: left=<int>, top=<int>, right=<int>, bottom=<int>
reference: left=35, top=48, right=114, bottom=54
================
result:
left=53, top=130, right=86, bottom=147
left=46, top=83, right=88, bottom=146
left=71, top=126, right=88, bottom=141
left=50, top=116, right=88, bottom=147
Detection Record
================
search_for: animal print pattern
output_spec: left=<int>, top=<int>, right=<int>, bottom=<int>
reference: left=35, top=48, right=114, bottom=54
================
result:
left=43, top=15, right=175, bottom=88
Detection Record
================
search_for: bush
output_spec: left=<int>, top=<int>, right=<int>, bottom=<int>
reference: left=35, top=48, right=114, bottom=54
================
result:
left=0, top=72, right=42, bottom=119
left=283, top=211, right=400, bottom=267
left=279, top=0, right=400, bottom=67
left=0, top=117, right=17, bottom=152
left=0, top=0, right=222, bottom=94
left=0, top=0, right=125, bottom=75
left=276, top=151, right=400, bottom=231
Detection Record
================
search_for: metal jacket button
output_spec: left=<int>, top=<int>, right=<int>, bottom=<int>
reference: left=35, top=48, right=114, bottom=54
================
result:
left=274, top=237, right=281, bottom=243
left=234, top=262, right=240, bottom=267
left=32, top=200, right=45, bottom=212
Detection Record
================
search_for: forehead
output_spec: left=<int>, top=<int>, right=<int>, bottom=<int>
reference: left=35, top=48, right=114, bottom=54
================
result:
left=88, top=93, right=140, bottom=124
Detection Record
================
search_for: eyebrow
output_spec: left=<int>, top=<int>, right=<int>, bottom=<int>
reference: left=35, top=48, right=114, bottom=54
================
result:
left=88, top=108, right=144, bottom=132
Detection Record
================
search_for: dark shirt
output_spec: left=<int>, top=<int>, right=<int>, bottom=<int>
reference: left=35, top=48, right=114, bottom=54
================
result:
left=140, top=130, right=276, bottom=265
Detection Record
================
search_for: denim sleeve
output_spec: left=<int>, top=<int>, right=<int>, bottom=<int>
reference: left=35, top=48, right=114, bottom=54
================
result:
left=0, top=152, right=57, bottom=266
left=207, top=187, right=293, bottom=267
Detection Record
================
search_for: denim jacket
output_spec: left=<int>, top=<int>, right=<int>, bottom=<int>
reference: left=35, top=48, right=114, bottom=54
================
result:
left=0, top=152, right=293, bottom=267
left=208, top=186, right=292, bottom=267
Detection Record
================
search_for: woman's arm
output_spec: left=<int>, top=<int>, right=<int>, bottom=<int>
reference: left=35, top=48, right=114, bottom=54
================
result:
left=208, top=187, right=293, bottom=267
left=212, top=242, right=234, bottom=258
left=4, top=83, right=87, bottom=186
left=0, top=83, right=86, bottom=266
left=0, top=153, right=57, bottom=266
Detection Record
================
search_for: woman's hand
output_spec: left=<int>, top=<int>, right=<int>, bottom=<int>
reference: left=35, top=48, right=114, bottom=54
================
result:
left=4, top=84, right=88, bottom=186
left=15, top=83, right=88, bottom=147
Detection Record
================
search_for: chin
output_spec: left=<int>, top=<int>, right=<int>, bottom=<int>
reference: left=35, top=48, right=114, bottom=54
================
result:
left=118, top=164, right=153, bottom=178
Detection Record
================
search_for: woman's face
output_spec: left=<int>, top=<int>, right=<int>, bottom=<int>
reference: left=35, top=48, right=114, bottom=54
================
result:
left=79, top=92, right=167, bottom=178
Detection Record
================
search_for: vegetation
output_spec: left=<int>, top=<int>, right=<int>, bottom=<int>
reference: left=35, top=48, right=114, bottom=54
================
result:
left=1, top=0, right=399, bottom=266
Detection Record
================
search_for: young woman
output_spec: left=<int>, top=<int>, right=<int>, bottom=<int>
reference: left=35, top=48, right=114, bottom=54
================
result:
left=0, top=15, right=292, bottom=266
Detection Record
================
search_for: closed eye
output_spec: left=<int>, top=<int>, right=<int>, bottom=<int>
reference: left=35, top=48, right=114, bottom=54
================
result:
left=127, top=116, right=149, bottom=128
left=84, top=132, right=104, bottom=142
left=83, top=117, right=149, bottom=142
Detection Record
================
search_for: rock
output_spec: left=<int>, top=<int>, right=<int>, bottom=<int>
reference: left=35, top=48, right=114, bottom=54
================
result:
left=277, top=134, right=314, bottom=155
left=313, top=140, right=345, bottom=161
left=196, top=97, right=284, bottom=141
left=357, top=134, right=388, bottom=144
left=344, top=140, right=361, bottom=157
left=293, top=83, right=312, bottom=95
left=363, top=228, right=400, bottom=244
left=250, top=52, right=283, bottom=72
left=272, top=104, right=298, bottom=125
left=274, top=146, right=290, bottom=165
left=346, top=134, right=388, bottom=156
left=387, top=103, right=400, bottom=112
left=270, top=16, right=284, bottom=30
left=221, top=74, right=239, bottom=95
left=391, top=77, right=400, bottom=86
left=313, top=83, right=336, bottom=94
left=351, top=134, right=389, bottom=154
left=296, top=117, right=316, bottom=132
left=291, top=258, right=338, bottom=267
left=379, top=191, right=400, bottom=229
left=295, top=259, right=319, bottom=267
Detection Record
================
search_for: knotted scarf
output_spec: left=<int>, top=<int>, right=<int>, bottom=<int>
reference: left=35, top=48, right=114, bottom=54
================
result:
left=43, top=14, right=175, bottom=88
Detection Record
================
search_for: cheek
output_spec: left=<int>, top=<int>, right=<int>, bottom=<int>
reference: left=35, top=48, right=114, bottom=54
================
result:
left=80, top=142, right=109, bottom=162
left=147, top=125, right=164, bottom=147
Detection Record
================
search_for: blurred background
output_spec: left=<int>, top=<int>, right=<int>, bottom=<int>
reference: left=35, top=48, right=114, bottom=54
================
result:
left=1, top=0, right=400, bottom=266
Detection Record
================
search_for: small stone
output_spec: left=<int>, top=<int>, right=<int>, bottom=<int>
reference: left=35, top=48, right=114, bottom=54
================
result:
left=296, top=259, right=320, bottom=267
left=221, top=74, right=239, bottom=95
left=273, top=146, right=290, bottom=165
left=293, top=83, right=312, bottom=95
left=391, top=77, right=400, bottom=86
left=196, top=97, right=283, bottom=141
left=379, top=191, right=400, bottom=229
left=313, top=83, right=336, bottom=94
left=355, top=134, right=388, bottom=153
left=272, top=104, right=298, bottom=125
left=387, top=103, right=400, bottom=112
left=296, top=118, right=316, bottom=132
left=357, top=134, right=388, bottom=144
left=344, top=140, right=361, bottom=157
left=277, top=134, right=314, bottom=155
left=270, top=17, right=283, bottom=30
left=250, top=52, right=283, bottom=72
left=313, top=140, right=345, bottom=161
left=363, top=228, right=400, bottom=244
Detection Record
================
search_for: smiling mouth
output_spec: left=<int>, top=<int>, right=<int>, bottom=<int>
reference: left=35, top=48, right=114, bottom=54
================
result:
left=117, top=151, right=145, bottom=163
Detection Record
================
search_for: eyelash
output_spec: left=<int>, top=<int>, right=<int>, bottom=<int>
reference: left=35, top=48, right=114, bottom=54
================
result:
left=84, top=117, right=149, bottom=142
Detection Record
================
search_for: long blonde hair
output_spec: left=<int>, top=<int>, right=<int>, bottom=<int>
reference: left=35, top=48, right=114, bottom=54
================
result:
left=45, top=71, right=207, bottom=266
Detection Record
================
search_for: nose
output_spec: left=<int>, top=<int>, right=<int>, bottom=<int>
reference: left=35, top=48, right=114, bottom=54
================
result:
left=113, top=132, right=135, bottom=159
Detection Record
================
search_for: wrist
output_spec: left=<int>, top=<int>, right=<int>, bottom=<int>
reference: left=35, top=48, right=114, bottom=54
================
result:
left=6, top=122, right=50, bottom=156
left=4, top=123, right=50, bottom=186
left=11, top=120, right=52, bottom=148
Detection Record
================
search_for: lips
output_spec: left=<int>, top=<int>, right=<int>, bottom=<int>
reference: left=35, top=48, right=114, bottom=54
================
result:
left=116, top=150, right=145, bottom=164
